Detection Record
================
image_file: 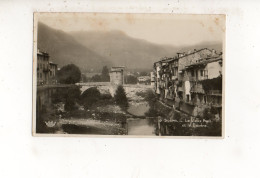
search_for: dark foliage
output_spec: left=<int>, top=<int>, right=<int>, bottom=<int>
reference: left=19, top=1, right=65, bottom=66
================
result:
left=57, top=64, right=81, bottom=84
left=100, top=93, right=113, bottom=100
left=90, top=66, right=110, bottom=82
left=50, top=87, right=81, bottom=112
left=91, top=74, right=102, bottom=82
left=203, top=108, right=215, bottom=120
left=114, top=85, right=128, bottom=108
left=139, top=71, right=148, bottom=76
left=126, top=75, right=138, bottom=84
left=81, top=73, right=88, bottom=82
left=144, top=90, right=157, bottom=105
left=201, top=76, right=222, bottom=93
left=101, top=66, right=110, bottom=82
left=64, top=97, right=76, bottom=111
left=173, top=111, right=181, bottom=121
left=177, top=81, right=182, bottom=87
left=81, top=87, right=101, bottom=109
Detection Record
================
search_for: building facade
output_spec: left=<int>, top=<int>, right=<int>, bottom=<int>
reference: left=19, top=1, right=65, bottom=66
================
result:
left=109, top=66, right=125, bottom=86
left=137, top=76, right=151, bottom=85
left=153, top=48, right=223, bottom=118
left=37, top=50, right=58, bottom=85
left=49, top=62, right=58, bottom=84
left=150, top=72, right=155, bottom=86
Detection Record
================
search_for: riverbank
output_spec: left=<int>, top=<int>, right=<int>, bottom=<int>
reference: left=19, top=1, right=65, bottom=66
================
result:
left=36, top=84, right=154, bottom=135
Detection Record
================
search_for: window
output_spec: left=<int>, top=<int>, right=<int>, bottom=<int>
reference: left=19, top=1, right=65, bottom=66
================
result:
left=191, top=70, right=194, bottom=77
left=37, top=73, right=39, bottom=78
left=40, top=73, right=42, bottom=79
left=186, top=95, right=190, bottom=102
left=203, top=95, right=207, bottom=103
left=204, top=70, right=208, bottom=78
left=200, top=70, right=203, bottom=76
left=40, top=64, right=42, bottom=69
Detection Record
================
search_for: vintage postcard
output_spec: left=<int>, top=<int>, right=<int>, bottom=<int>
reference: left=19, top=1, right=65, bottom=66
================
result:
left=33, top=13, right=225, bottom=137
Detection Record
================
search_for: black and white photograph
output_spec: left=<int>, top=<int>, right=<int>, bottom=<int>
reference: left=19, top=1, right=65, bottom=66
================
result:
left=33, top=13, right=225, bottom=136
left=3, top=1, right=260, bottom=177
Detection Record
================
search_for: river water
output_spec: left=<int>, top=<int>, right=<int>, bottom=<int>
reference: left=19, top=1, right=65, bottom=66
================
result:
left=127, top=102, right=156, bottom=136
left=127, top=118, right=155, bottom=135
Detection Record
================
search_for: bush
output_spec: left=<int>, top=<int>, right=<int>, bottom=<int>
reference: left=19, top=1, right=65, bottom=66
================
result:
left=91, top=74, right=102, bottom=82
left=114, top=85, right=128, bottom=108
left=144, top=90, right=157, bottom=105
left=201, top=76, right=222, bottom=93
left=51, top=87, right=81, bottom=111
left=81, top=87, right=101, bottom=109
left=64, top=97, right=76, bottom=111
left=57, top=64, right=81, bottom=84
left=173, top=111, right=181, bottom=121
left=203, top=108, right=215, bottom=120
left=101, top=66, right=110, bottom=82
left=100, top=93, right=112, bottom=100
left=126, top=75, right=137, bottom=84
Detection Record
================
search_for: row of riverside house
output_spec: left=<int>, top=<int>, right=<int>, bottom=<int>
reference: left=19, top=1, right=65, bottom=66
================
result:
left=153, top=48, right=223, bottom=119
left=37, top=49, right=58, bottom=85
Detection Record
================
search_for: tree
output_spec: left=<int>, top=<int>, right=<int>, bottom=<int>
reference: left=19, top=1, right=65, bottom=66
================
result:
left=52, top=87, right=81, bottom=111
left=57, top=64, right=81, bottom=84
left=140, top=71, right=148, bottom=76
left=126, top=75, right=137, bottom=84
left=101, top=66, right=110, bottom=81
left=81, top=73, right=88, bottom=82
left=114, top=85, right=128, bottom=108
left=201, top=76, right=222, bottom=93
left=91, top=75, right=102, bottom=82
left=64, top=97, right=76, bottom=111
left=80, top=87, right=101, bottom=109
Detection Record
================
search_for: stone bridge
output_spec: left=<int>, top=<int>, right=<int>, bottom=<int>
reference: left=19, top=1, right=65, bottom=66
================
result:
left=76, top=82, right=153, bottom=97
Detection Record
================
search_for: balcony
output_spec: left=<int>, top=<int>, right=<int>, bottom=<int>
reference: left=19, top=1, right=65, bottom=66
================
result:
left=197, top=76, right=208, bottom=81
left=189, top=76, right=197, bottom=82
left=207, top=90, right=222, bottom=96
left=190, top=84, right=205, bottom=94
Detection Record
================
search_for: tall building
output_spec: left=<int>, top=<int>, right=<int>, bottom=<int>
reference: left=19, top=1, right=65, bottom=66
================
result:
left=49, top=62, right=58, bottom=84
left=37, top=50, right=58, bottom=85
left=153, top=48, right=222, bottom=118
left=109, top=66, right=125, bottom=86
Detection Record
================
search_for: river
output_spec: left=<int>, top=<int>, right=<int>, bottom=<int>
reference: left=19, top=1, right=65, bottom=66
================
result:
left=127, top=102, right=156, bottom=136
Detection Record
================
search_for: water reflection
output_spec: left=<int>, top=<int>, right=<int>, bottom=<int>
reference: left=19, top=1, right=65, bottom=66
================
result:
left=127, top=102, right=149, bottom=116
left=127, top=102, right=156, bottom=135
left=127, top=118, right=155, bottom=135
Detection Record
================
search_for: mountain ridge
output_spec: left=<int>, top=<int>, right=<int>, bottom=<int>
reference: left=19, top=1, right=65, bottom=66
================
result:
left=37, top=22, right=112, bottom=72
left=70, top=30, right=222, bottom=70
left=37, top=22, right=222, bottom=72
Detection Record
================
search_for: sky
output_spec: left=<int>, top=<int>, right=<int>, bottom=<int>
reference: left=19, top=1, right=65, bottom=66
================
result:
left=36, top=13, right=225, bottom=46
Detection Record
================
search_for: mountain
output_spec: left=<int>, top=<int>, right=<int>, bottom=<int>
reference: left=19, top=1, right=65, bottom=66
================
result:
left=177, top=42, right=222, bottom=54
left=37, top=22, right=222, bottom=72
left=70, top=31, right=176, bottom=70
left=37, top=22, right=112, bottom=72
left=70, top=30, right=222, bottom=70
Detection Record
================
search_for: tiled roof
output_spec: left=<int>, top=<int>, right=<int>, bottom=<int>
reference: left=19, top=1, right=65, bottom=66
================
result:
left=185, top=56, right=222, bottom=69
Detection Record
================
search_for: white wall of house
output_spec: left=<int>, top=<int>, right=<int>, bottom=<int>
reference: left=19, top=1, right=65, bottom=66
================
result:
left=206, top=61, right=222, bottom=79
